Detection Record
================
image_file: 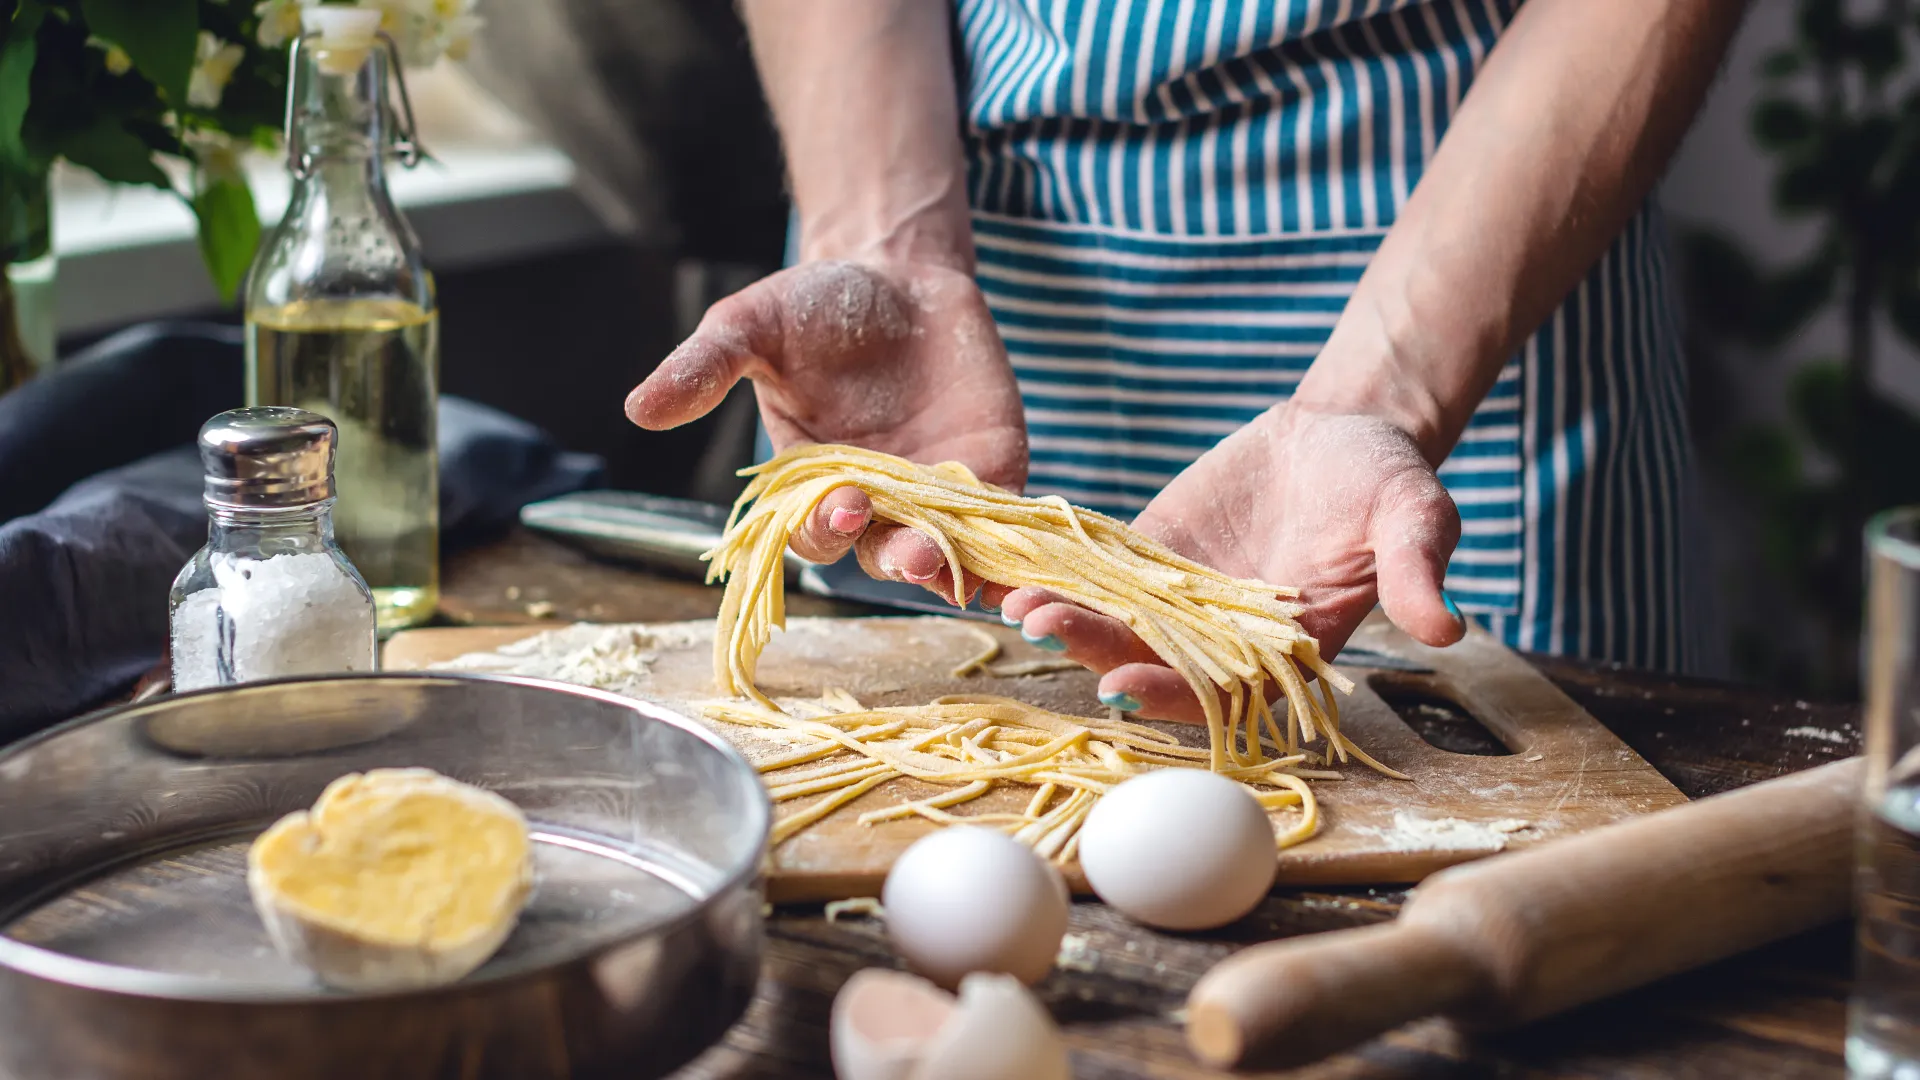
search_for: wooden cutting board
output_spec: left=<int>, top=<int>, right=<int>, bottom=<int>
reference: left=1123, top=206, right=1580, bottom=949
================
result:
left=385, top=613, right=1687, bottom=903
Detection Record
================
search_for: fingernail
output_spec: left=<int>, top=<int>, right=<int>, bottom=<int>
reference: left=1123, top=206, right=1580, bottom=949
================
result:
left=828, top=507, right=865, bottom=535
left=901, top=566, right=940, bottom=585
left=1022, top=630, right=1067, bottom=652
left=1443, top=591, right=1464, bottom=626
left=1001, top=609, right=1023, bottom=627
left=978, top=599, right=1000, bottom=613
left=1099, top=690, right=1143, bottom=712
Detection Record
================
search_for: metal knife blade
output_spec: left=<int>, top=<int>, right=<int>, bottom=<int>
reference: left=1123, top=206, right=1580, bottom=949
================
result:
left=518, top=491, right=998, bottom=619
left=1331, top=648, right=1434, bottom=674
left=518, top=491, right=792, bottom=580
left=518, top=492, right=1441, bottom=657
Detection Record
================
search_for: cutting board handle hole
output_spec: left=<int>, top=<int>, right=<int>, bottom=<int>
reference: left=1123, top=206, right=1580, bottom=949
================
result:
left=1367, top=674, right=1515, bottom=757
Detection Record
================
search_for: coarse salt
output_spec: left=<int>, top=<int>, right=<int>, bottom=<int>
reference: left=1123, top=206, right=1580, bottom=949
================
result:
left=173, top=553, right=375, bottom=691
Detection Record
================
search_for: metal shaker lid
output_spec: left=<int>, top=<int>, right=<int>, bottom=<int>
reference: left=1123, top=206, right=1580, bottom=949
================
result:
left=198, top=407, right=338, bottom=509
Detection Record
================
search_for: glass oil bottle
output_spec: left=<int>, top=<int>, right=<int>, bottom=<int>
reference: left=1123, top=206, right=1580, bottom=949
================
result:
left=244, top=8, right=438, bottom=632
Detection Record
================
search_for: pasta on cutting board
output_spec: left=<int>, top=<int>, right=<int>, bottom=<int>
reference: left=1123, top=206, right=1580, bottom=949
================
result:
left=699, top=444, right=1409, bottom=856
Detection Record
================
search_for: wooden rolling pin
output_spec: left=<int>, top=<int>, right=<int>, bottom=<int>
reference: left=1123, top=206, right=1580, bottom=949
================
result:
left=1186, top=756, right=1863, bottom=1070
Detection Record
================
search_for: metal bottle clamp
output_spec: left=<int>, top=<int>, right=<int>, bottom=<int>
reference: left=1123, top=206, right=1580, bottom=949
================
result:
left=282, top=30, right=425, bottom=180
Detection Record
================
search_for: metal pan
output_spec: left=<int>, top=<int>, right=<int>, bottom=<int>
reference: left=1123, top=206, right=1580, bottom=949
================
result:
left=0, top=673, right=771, bottom=1080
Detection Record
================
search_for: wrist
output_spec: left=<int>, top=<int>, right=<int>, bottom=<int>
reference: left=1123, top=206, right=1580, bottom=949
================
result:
left=1291, top=316, right=1459, bottom=467
left=797, top=175, right=975, bottom=273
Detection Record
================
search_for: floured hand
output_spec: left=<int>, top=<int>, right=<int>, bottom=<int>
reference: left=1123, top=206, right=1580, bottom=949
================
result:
left=988, top=403, right=1466, bottom=725
left=627, top=259, right=1027, bottom=580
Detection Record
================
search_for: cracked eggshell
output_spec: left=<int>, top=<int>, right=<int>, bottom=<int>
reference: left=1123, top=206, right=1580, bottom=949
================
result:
left=829, top=969, right=1070, bottom=1080
left=830, top=968, right=957, bottom=1080
left=1077, top=768, right=1276, bottom=931
left=914, top=973, right=1071, bottom=1080
left=881, top=826, right=1069, bottom=988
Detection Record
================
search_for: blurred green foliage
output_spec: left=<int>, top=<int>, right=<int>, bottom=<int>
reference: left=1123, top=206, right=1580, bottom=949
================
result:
left=1682, top=0, right=1920, bottom=695
left=1, top=0, right=288, bottom=296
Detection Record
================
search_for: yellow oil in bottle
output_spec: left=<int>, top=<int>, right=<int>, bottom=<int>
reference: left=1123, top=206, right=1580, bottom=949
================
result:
left=246, top=298, right=439, bottom=632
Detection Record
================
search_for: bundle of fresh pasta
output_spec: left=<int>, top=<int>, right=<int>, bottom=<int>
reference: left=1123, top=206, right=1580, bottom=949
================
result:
left=700, top=444, right=1403, bottom=854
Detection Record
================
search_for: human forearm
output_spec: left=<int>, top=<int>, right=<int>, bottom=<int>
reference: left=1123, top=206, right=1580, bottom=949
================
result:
left=739, top=0, right=973, bottom=270
left=1293, top=0, right=1748, bottom=464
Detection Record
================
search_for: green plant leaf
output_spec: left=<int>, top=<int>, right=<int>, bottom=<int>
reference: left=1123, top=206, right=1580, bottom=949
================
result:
left=1788, top=361, right=1847, bottom=458
left=1760, top=47, right=1804, bottom=79
left=58, top=115, right=168, bottom=187
left=1889, top=276, right=1920, bottom=351
left=1798, top=0, right=1848, bottom=61
left=1849, top=114, right=1898, bottom=175
left=1774, top=484, right=1843, bottom=594
left=1880, top=95, right=1920, bottom=207
left=0, top=1, right=45, bottom=170
left=122, top=115, right=182, bottom=158
left=1723, top=424, right=1802, bottom=502
left=78, top=0, right=195, bottom=103
left=1679, top=230, right=1764, bottom=335
left=1852, top=20, right=1905, bottom=82
left=1679, top=229, right=1835, bottom=347
left=1860, top=396, right=1920, bottom=510
left=1775, top=153, right=1846, bottom=216
left=1753, top=97, right=1816, bottom=150
left=1769, top=254, right=1839, bottom=339
left=1780, top=365, right=1920, bottom=517
left=192, top=176, right=260, bottom=304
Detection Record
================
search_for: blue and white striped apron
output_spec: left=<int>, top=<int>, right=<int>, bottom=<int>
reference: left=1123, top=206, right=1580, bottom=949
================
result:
left=952, top=0, right=1713, bottom=673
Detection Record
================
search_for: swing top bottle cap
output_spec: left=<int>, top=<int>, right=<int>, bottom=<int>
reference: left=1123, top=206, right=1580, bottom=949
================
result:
left=303, top=6, right=382, bottom=46
left=303, top=7, right=382, bottom=74
left=199, top=407, right=338, bottom=510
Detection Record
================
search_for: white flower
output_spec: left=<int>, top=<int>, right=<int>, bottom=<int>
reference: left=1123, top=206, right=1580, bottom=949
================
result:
left=440, top=12, right=481, bottom=62
left=86, top=36, right=134, bottom=75
left=186, top=131, right=249, bottom=192
left=368, top=0, right=482, bottom=69
left=187, top=32, right=246, bottom=109
left=255, top=0, right=319, bottom=49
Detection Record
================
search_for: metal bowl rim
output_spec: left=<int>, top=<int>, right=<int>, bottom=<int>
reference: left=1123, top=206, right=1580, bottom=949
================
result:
left=0, top=671, right=773, bottom=1004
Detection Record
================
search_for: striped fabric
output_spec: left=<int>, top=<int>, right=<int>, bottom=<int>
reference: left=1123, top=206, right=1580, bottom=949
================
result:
left=952, top=0, right=1706, bottom=671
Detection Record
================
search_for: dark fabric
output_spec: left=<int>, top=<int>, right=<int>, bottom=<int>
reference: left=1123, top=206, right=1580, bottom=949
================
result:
left=0, top=322, right=603, bottom=738
left=0, top=322, right=246, bottom=522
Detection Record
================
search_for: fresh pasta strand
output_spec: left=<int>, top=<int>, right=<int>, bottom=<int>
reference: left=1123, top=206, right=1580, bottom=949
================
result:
left=706, top=445, right=1372, bottom=767
left=711, top=694, right=1321, bottom=857
left=950, top=625, right=1083, bottom=679
left=701, top=444, right=1404, bottom=855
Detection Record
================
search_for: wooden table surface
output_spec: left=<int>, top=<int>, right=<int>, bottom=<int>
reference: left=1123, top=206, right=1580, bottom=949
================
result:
left=440, top=529, right=1864, bottom=1080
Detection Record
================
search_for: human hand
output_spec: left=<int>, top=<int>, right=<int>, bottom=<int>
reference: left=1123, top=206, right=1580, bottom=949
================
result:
left=989, top=403, right=1466, bottom=724
left=626, top=259, right=1027, bottom=582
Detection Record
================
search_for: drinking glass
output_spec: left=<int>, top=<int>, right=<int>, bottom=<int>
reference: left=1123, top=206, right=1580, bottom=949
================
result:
left=1851, top=507, right=1920, bottom=1079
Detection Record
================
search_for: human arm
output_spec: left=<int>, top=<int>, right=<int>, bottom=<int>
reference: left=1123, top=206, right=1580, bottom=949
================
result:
left=1289, top=0, right=1749, bottom=462
left=624, top=0, right=1026, bottom=574
left=1000, top=0, right=1751, bottom=722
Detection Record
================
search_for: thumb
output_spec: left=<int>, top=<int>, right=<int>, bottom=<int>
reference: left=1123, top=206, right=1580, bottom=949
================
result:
left=624, top=292, right=773, bottom=430
left=1369, top=472, right=1465, bottom=648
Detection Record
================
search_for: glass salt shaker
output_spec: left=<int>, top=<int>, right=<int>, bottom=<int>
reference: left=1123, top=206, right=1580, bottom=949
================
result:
left=168, top=407, right=378, bottom=692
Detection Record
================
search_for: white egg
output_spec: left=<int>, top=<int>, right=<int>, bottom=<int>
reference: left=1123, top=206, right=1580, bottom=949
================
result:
left=1076, top=768, right=1277, bottom=931
left=881, top=827, right=1069, bottom=987
left=829, top=968, right=1070, bottom=1080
